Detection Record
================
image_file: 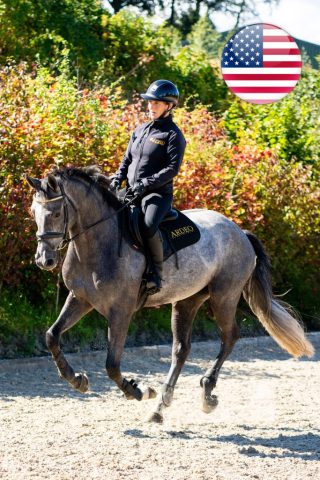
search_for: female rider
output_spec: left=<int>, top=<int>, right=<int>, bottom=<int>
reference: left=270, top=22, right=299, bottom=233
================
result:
left=109, top=80, right=186, bottom=294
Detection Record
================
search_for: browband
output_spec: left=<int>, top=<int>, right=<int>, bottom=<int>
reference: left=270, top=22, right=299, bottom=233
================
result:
left=33, top=195, right=63, bottom=203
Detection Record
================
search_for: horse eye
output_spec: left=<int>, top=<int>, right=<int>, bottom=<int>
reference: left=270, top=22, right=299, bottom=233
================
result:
left=55, top=213, right=61, bottom=218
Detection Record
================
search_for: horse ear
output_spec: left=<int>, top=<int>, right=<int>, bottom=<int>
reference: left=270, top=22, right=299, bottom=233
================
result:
left=23, top=174, right=41, bottom=191
left=46, top=174, right=59, bottom=192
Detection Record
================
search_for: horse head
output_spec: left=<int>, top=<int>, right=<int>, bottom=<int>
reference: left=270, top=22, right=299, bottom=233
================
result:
left=24, top=172, right=77, bottom=270
left=24, top=167, right=117, bottom=271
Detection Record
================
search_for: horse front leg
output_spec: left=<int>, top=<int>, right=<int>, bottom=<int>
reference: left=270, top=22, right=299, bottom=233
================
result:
left=46, top=292, right=93, bottom=393
left=105, top=309, right=157, bottom=402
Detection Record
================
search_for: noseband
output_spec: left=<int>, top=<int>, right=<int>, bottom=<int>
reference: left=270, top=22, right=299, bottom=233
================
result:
left=34, top=183, right=76, bottom=251
left=34, top=182, right=138, bottom=252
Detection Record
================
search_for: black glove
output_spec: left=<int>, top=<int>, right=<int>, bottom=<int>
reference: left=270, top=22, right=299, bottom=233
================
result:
left=132, top=181, right=146, bottom=197
left=109, top=177, right=121, bottom=193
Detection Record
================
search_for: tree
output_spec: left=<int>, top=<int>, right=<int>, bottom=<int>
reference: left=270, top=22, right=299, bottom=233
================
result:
left=0, top=0, right=106, bottom=75
left=107, top=0, right=159, bottom=14
left=161, top=0, right=279, bottom=37
left=186, top=11, right=222, bottom=58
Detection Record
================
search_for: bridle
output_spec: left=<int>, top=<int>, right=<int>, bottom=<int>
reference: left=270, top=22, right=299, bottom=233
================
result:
left=34, top=182, right=138, bottom=252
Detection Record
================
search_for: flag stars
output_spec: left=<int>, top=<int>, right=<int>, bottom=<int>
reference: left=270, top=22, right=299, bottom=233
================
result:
left=222, top=24, right=264, bottom=69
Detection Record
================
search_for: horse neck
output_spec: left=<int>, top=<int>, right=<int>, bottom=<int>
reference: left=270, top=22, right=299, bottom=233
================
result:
left=64, top=178, right=119, bottom=249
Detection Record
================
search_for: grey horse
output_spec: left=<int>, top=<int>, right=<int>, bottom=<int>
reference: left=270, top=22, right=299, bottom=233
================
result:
left=24, top=166, right=314, bottom=423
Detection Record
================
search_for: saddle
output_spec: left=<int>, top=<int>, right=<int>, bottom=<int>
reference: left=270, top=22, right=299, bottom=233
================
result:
left=126, top=205, right=174, bottom=253
left=117, top=195, right=201, bottom=308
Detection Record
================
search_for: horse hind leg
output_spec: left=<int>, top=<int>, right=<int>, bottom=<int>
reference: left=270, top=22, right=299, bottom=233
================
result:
left=201, top=287, right=241, bottom=414
left=46, top=292, right=92, bottom=393
left=146, top=287, right=210, bottom=424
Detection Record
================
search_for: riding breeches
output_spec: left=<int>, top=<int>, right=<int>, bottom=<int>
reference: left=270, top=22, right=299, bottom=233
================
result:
left=135, top=192, right=173, bottom=239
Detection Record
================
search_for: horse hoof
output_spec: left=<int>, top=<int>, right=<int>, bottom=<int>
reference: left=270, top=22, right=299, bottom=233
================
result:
left=202, top=394, right=218, bottom=414
left=145, top=412, right=163, bottom=424
left=123, top=392, right=135, bottom=400
left=75, top=373, right=90, bottom=393
left=148, top=387, right=157, bottom=399
left=134, top=383, right=157, bottom=400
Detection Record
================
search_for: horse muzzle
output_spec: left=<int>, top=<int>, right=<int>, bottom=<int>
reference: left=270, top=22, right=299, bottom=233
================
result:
left=35, top=248, right=59, bottom=270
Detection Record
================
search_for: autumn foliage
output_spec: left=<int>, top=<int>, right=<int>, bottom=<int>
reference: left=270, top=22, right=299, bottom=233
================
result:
left=1, top=61, right=320, bottom=319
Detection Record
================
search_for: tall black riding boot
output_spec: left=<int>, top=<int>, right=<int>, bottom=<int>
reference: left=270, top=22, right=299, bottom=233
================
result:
left=146, top=229, right=163, bottom=294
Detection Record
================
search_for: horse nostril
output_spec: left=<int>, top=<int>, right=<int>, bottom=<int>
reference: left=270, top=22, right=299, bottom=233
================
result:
left=45, top=259, right=55, bottom=268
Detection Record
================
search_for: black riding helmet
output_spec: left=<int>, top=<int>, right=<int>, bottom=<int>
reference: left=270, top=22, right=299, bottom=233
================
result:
left=140, top=80, right=179, bottom=120
left=140, top=80, right=179, bottom=105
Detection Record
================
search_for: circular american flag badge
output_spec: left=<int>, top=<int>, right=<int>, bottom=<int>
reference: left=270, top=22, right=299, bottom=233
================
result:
left=221, top=23, right=302, bottom=105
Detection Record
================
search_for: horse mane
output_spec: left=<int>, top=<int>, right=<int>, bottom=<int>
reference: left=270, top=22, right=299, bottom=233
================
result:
left=50, top=165, right=123, bottom=211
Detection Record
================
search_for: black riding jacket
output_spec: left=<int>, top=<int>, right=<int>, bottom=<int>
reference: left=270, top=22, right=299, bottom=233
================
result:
left=114, top=114, right=186, bottom=194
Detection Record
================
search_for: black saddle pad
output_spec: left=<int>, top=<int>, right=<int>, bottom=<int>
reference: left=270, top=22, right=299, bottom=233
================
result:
left=120, top=206, right=201, bottom=262
left=160, top=211, right=201, bottom=261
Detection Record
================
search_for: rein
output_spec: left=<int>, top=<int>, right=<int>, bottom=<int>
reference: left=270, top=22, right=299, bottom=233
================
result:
left=34, top=183, right=138, bottom=252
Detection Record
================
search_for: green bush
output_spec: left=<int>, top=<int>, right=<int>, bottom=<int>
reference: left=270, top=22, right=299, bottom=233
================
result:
left=223, top=66, right=320, bottom=163
left=0, top=0, right=106, bottom=78
left=0, top=5, right=227, bottom=107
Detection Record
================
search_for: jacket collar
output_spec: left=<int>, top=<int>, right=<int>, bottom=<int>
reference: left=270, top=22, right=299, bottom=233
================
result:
left=150, top=114, right=173, bottom=128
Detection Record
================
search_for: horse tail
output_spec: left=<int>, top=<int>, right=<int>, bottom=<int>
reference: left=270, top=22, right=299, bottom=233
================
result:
left=243, top=231, right=314, bottom=358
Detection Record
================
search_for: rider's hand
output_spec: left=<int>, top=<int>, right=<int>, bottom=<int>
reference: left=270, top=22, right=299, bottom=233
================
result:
left=132, top=181, right=146, bottom=197
left=109, top=177, right=121, bottom=193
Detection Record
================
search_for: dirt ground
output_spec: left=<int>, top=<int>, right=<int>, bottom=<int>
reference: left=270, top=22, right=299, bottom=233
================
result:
left=0, top=333, right=319, bottom=480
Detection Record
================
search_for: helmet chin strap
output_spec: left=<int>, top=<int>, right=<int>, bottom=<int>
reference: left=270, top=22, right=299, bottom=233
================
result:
left=156, top=103, right=174, bottom=121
